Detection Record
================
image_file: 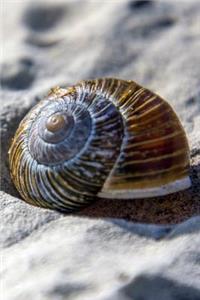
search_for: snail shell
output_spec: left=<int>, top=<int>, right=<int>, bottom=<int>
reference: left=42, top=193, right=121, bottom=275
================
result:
left=9, top=78, right=191, bottom=212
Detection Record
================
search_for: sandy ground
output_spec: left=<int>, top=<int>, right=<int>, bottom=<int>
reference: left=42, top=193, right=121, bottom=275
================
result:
left=1, top=1, right=200, bottom=299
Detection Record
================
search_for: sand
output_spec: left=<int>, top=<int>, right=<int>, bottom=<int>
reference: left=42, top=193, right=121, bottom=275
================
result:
left=1, top=1, right=200, bottom=299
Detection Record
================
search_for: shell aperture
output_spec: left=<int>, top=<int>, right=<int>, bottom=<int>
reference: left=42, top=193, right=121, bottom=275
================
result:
left=9, top=78, right=191, bottom=212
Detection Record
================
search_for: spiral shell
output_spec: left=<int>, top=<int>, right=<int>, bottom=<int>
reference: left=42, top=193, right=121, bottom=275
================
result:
left=9, top=78, right=191, bottom=212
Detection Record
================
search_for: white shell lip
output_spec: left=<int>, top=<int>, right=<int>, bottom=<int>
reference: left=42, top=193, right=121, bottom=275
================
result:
left=98, top=176, right=191, bottom=199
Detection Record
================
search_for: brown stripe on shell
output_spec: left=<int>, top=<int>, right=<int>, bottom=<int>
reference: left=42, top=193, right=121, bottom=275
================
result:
left=121, top=150, right=188, bottom=172
left=106, top=166, right=189, bottom=190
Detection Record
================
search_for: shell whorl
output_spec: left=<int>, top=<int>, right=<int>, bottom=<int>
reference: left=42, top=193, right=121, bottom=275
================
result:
left=9, top=78, right=190, bottom=212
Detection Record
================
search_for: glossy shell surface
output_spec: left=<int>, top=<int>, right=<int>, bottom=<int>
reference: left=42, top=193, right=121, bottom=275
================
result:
left=9, top=78, right=191, bottom=212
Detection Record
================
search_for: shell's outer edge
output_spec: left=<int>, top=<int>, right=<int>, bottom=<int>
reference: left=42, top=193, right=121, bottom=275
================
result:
left=98, top=176, right=191, bottom=199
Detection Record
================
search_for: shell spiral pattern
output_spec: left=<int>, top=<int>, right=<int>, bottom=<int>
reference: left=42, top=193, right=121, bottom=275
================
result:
left=9, top=78, right=191, bottom=212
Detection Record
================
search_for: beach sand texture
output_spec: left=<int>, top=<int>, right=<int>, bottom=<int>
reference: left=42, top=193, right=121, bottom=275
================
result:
left=1, top=1, right=200, bottom=299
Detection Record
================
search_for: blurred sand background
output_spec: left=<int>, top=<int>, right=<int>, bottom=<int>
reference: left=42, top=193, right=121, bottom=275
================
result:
left=1, top=1, right=200, bottom=299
